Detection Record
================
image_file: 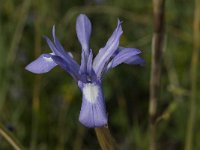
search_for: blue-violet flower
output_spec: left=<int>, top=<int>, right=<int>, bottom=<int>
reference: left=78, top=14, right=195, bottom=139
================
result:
left=26, top=14, right=144, bottom=128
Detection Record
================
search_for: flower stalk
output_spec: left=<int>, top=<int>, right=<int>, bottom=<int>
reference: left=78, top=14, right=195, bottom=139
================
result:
left=185, top=0, right=200, bottom=149
left=95, top=126, right=118, bottom=150
left=149, top=0, right=165, bottom=150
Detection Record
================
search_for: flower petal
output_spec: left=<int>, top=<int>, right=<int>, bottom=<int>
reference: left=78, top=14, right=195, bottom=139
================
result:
left=79, top=51, right=87, bottom=76
left=104, top=48, right=144, bottom=74
left=124, top=55, right=145, bottom=65
left=87, top=50, right=93, bottom=76
left=52, top=26, right=74, bottom=61
left=93, top=20, right=123, bottom=78
left=44, top=36, right=58, bottom=54
left=51, top=56, right=80, bottom=81
left=45, top=27, right=80, bottom=74
left=107, top=47, right=142, bottom=69
left=79, top=83, right=107, bottom=128
left=25, top=53, right=57, bottom=74
left=76, top=14, right=92, bottom=56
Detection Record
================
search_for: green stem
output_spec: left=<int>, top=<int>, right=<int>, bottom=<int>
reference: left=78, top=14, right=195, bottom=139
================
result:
left=185, top=0, right=200, bottom=149
left=73, top=126, right=86, bottom=150
left=95, top=126, right=118, bottom=150
left=30, top=3, right=42, bottom=148
left=6, top=0, right=31, bottom=66
left=0, top=122, right=25, bottom=150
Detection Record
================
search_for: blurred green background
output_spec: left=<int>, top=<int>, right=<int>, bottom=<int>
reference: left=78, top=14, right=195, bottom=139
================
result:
left=0, top=0, right=198, bottom=149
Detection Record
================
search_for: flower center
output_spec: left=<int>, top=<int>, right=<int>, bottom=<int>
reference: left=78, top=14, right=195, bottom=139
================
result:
left=83, top=83, right=99, bottom=103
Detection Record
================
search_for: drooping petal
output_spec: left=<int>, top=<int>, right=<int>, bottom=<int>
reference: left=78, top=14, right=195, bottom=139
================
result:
left=25, top=53, right=57, bottom=74
left=124, top=55, right=145, bottom=65
left=103, top=48, right=145, bottom=74
left=79, top=83, right=107, bottom=128
left=107, top=47, right=142, bottom=69
left=93, top=20, right=123, bottom=78
left=76, top=14, right=92, bottom=56
left=51, top=56, right=80, bottom=81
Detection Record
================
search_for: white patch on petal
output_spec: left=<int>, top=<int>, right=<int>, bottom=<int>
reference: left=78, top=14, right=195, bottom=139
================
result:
left=43, top=55, right=53, bottom=62
left=68, top=52, right=73, bottom=58
left=50, top=52, right=55, bottom=55
left=83, top=83, right=99, bottom=103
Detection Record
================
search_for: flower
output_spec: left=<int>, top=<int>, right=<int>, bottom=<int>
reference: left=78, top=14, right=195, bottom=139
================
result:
left=25, top=14, right=144, bottom=128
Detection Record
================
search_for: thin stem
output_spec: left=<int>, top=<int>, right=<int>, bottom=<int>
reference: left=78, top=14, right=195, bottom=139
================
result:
left=149, top=0, right=165, bottom=150
left=56, top=101, right=71, bottom=150
left=0, top=0, right=31, bottom=115
left=30, top=76, right=41, bottom=150
left=1, top=0, right=31, bottom=113
left=155, top=46, right=186, bottom=124
left=95, top=126, right=118, bottom=150
left=73, top=125, right=86, bottom=150
left=30, top=7, right=42, bottom=149
left=6, top=0, right=31, bottom=66
left=0, top=122, right=25, bottom=150
left=185, top=0, right=200, bottom=149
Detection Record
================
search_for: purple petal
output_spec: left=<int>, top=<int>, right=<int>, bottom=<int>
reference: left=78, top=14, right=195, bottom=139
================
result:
left=108, top=47, right=141, bottom=69
left=79, top=83, right=107, bottom=128
left=25, top=53, right=57, bottom=74
left=124, top=55, right=145, bottom=65
left=76, top=14, right=92, bottom=56
left=44, top=36, right=58, bottom=54
left=52, top=26, right=74, bottom=61
left=51, top=56, right=80, bottom=81
left=44, top=35, right=72, bottom=61
left=44, top=32, right=80, bottom=77
left=93, top=20, right=123, bottom=78
left=87, top=50, right=93, bottom=75
left=104, top=48, right=144, bottom=74
left=79, top=51, right=87, bottom=75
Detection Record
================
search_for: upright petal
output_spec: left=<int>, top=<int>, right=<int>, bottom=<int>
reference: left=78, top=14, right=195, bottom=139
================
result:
left=79, top=83, right=107, bottom=128
left=87, top=50, right=93, bottom=76
left=51, top=56, right=80, bottom=81
left=25, top=53, right=57, bottom=74
left=44, top=35, right=71, bottom=60
left=76, top=14, right=92, bottom=56
left=44, top=33, right=80, bottom=77
left=93, top=20, right=123, bottom=78
left=44, top=36, right=58, bottom=54
left=79, top=51, right=87, bottom=75
left=52, top=26, right=75, bottom=61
